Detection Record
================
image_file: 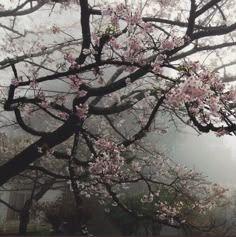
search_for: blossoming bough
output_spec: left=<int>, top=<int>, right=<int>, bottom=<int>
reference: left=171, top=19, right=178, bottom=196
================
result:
left=0, top=0, right=236, bottom=232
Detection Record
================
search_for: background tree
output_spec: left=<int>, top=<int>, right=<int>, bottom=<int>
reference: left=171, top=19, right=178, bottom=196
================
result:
left=0, top=134, right=67, bottom=235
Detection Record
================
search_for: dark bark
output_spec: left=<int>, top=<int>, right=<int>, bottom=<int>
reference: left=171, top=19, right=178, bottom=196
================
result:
left=76, top=0, right=91, bottom=64
left=0, top=116, right=77, bottom=186
left=18, top=178, right=56, bottom=235
left=67, top=132, right=90, bottom=235
left=19, top=209, right=30, bottom=235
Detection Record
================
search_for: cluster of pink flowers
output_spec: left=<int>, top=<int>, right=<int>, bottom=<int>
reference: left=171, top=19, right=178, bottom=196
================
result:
left=11, top=78, right=19, bottom=86
left=165, top=61, right=230, bottom=122
left=183, top=60, right=201, bottom=72
left=111, top=93, right=121, bottom=104
left=64, top=53, right=76, bottom=67
left=159, top=202, right=180, bottom=220
left=123, top=36, right=143, bottom=63
left=102, top=3, right=142, bottom=30
left=51, top=25, right=60, bottom=34
left=215, top=128, right=227, bottom=137
left=140, top=193, right=154, bottom=203
left=95, top=139, right=124, bottom=153
left=39, top=101, right=50, bottom=109
left=69, top=75, right=82, bottom=90
left=87, top=139, right=126, bottom=185
left=89, top=153, right=124, bottom=177
left=58, top=112, right=69, bottom=120
left=54, top=95, right=67, bottom=104
left=150, top=54, right=166, bottom=74
left=75, top=104, right=88, bottom=120
left=101, top=5, right=120, bottom=29
left=167, top=75, right=208, bottom=107
left=101, top=5, right=114, bottom=16
left=131, top=161, right=142, bottom=172
left=206, top=96, right=221, bottom=114
left=92, top=32, right=100, bottom=47
left=152, top=64, right=162, bottom=74
left=140, top=22, right=153, bottom=34
left=99, top=3, right=155, bottom=64
left=109, top=37, right=120, bottom=50
left=126, top=10, right=142, bottom=28
left=222, top=88, right=236, bottom=101
left=37, top=90, right=46, bottom=100
left=161, top=36, right=184, bottom=51
left=77, top=90, right=87, bottom=98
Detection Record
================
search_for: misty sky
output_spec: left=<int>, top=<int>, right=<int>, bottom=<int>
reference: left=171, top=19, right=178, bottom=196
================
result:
left=149, top=125, right=236, bottom=188
left=1, top=1, right=236, bottom=189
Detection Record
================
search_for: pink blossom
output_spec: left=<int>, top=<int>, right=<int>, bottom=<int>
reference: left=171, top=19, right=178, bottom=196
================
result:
left=114, top=3, right=126, bottom=16
left=112, top=93, right=121, bottom=104
left=140, top=22, right=153, bottom=33
left=95, top=139, right=114, bottom=151
left=101, top=5, right=113, bottom=16
left=82, top=48, right=91, bottom=55
left=131, top=161, right=141, bottom=172
left=109, top=37, right=120, bottom=50
left=56, top=95, right=67, bottom=104
left=37, top=91, right=46, bottom=100
left=152, top=65, right=162, bottom=74
left=58, top=112, right=69, bottom=120
left=69, top=75, right=82, bottom=89
left=51, top=25, right=60, bottom=34
left=92, top=32, right=100, bottom=46
left=126, top=10, right=142, bottom=26
left=39, top=101, right=50, bottom=109
left=161, top=39, right=175, bottom=51
left=207, top=96, right=221, bottom=113
left=64, top=53, right=76, bottom=66
left=11, top=78, right=19, bottom=86
left=215, top=128, right=227, bottom=137
left=125, top=78, right=132, bottom=85
left=161, top=37, right=184, bottom=51
left=76, top=104, right=89, bottom=120
left=78, top=90, right=87, bottom=97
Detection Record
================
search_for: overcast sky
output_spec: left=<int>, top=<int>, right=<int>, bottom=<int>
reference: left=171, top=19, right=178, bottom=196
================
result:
left=1, top=0, right=236, bottom=189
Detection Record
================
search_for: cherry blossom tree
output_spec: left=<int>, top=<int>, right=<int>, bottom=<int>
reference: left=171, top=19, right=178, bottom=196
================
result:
left=0, top=133, right=231, bottom=235
left=0, top=0, right=236, bottom=234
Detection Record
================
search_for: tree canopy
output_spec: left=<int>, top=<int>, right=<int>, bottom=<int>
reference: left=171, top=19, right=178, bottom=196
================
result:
left=0, top=0, right=236, bottom=234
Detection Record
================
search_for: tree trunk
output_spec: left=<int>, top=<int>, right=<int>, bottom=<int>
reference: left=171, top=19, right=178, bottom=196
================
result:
left=0, top=117, right=76, bottom=186
left=152, top=220, right=161, bottom=236
left=18, top=178, right=56, bottom=235
left=19, top=209, right=30, bottom=235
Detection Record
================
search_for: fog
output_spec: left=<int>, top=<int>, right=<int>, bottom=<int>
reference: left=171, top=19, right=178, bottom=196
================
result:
left=1, top=0, right=236, bottom=189
left=1, top=1, right=236, bottom=236
left=150, top=126, right=236, bottom=187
